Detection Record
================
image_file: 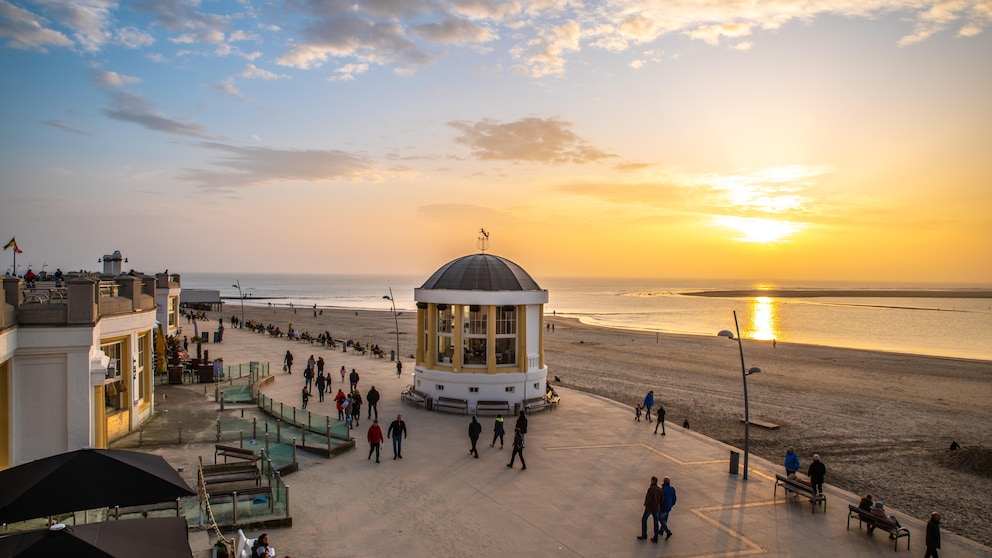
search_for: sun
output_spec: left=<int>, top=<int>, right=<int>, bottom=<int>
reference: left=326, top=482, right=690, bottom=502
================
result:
left=713, top=216, right=806, bottom=243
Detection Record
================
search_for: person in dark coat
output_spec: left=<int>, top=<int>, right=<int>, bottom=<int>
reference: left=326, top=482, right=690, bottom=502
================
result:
left=636, top=476, right=663, bottom=542
left=654, top=405, right=666, bottom=435
left=350, top=390, right=362, bottom=427
left=300, top=386, right=310, bottom=410
left=283, top=351, right=293, bottom=374
left=807, top=453, right=826, bottom=494
left=367, top=420, right=383, bottom=463
left=387, top=414, right=407, bottom=459
left=366, top=385, right=380, bottom=420
left=925, top=511, right=941, bottom=558
left=515, top=411, right=528, bottom=438
left=349, top=368, right=360, bottom=391
left=506, top=428, right=526, bottom=469
left=468, top=416, right=482, bottom=458
left=491, top=414, right=505, bottom=449
left=315, top=371, right=326, bottom=401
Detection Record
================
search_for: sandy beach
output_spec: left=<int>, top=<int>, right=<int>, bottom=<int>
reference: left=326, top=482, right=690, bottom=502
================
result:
left=212, top=303, right=992, bottom=546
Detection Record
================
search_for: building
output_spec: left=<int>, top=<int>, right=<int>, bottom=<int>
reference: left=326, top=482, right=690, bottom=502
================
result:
left=412, top=253, right=549, bottom=412
left=0, top=270, right=173, bottom=469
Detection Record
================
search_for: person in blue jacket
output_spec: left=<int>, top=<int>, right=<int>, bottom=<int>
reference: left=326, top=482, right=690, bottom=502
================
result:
left=659, top=477, right=677, bottom=540
left=784, top=446, right=800, bottom=477
left=643, top=391, right=655, bottom=422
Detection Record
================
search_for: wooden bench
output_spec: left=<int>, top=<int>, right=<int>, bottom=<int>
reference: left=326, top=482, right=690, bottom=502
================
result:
left=214, top=444, right=260, bottom=465
left=401, top=386, right=428, bottom=409
left=523, top=396, right=550, bottom=413
left=371, top=347, right=386, bottom=359
left=476, top=400, right=511, bottom=415
left=774, top=474, right=826, bottom=513
left=435, top=396, right=469, bottom=415
left=352, top=345, right=367, bottom=355
left=200, top=463, right=261, bottom=488
left=847, top=504, right=910, bottom=551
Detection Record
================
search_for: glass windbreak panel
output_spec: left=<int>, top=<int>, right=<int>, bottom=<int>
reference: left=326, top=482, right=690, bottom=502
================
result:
left=495, top=338, right=516, bottom=365
left=462, top=337, right=487, bottom=365
left=437, top=307, right=453, bottom=334
left=437, top=335, right=454, bottom=363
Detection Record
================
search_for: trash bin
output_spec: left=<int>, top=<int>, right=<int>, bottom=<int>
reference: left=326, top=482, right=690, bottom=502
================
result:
left=213, top=331, right=222, bottom=343
left=425, top=398, right=433, bottom=411
left=729, top=451, right=740, bottom=475
left=390, top=350, right=395, bottom=361
left=514, top=403, right=522, bottom=416
left=342, top=343, right=347, bottom=353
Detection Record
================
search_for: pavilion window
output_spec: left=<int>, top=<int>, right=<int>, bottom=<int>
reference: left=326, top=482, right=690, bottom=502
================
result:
left=495, top=306, right=517, bottom=366
left=437, top=306, right=454, bottom=363
left=462, top=305, right=487, bottom=366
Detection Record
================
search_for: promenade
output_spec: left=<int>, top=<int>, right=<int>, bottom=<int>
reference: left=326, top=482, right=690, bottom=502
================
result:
left=158, top=319, right=992, bottom=557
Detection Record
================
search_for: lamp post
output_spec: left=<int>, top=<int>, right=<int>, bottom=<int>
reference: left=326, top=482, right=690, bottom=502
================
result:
left=232, top=280, right=245, bottom=329
left=718, top=310, right=761, bottom=480
left=383, top=287, right=400, bottom=361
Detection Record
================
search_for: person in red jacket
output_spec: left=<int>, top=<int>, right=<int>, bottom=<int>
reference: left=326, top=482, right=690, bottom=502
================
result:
left=367, top=420, right=383, bottom=463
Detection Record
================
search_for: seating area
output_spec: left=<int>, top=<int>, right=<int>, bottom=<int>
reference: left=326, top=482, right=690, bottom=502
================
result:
left=774, top=474, right=826, bottom=513
left=214, top=444, right=260, bottom=465
left=401, top=386, right=428, bottom=409
left=435, top=396, right=469, bottom=415
left=199, top=462, right=261, bottom=489
left=847, top=504, right=911, bottom=551
left=475, top=400, right=511, bottom=415
left=523, top=395, right=560, bottom=413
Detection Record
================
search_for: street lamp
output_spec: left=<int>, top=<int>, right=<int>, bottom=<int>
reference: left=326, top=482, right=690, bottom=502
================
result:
left=383, top=287, right=400, bottom=361
left=718, top=310, right=761, bottom=480
left=232, top=280, right=245, bottom=329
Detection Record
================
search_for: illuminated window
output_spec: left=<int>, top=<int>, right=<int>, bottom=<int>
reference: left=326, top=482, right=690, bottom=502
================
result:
left=495, top=306, right=517, bottom=366
left=462, top=305, right=487, bottom=366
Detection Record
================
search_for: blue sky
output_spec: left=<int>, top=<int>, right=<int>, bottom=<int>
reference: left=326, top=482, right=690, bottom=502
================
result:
left=1, top=0, right=990, bottom=283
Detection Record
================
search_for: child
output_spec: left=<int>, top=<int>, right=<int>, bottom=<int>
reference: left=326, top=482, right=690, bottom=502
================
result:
left=634, top=403, right=643, bottom=422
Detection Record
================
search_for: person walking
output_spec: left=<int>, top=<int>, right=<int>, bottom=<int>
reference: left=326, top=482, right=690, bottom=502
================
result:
left=784, top=446, right=800, bottom=477
left=515, top=411, right=528, bottom=439
left=468, top=416, right=482, bottom=458
left=491, top=414, right=505, bottom=449
left=349, top=368, right=360, bottom=392
left=300, top=386, right=310, bottom=410
left=367, top=419, right=383, bottom=463
left=659, top=476, right=677, bottom=540
left=366, top=385, right=380, bottom=420
left=334, top=389, right=346, bottom=420
left=303, top=366, right=314, bottom=390
left=925, top=511, right=941, bottom=558
left=316, top=355, right=325, bottom=377
left=643, top=390, right=655, bottom=422
left=654, top=404, right=666, bottom=435
left=284, top=351, right=294, bottom=374
left=339, top=365, right=346, bottom=383
left=396, top=359, right=402, bottom=378
left=634, top=403, right=643, bottom=422
left=342, top=394, right=353, bottom=428
left=506, top=428, right=526, bottom=469
left=315, top=371, right=326, bottom=402
left=350, top=390, right=362, bottom=427
left=807, top=453, right=826, bottom=494
left=387, top=414, right=407, bottom=459
left=636, top=476, right=663, bottom=542
left=307, top=354, right=316, bottom=376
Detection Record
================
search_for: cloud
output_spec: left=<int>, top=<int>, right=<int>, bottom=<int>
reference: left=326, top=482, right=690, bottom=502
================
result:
left=43, top=119, right=91, bottom=135
left=179, top=142, right=394, bottom=191
left=131, top=0, right=229, bottom=35
left=0, top=0, right=73, bottom=52
left=409, top=16, right=497, bottom=44
left=115, top=26, right=154, bottom=48
left=91, top=69, right=142, bottom=87
left=214, top=78, right=247, bottom=102
left=241, top=63, right=289, bottom=80
left=28, top=0, right=115, bottom=52
left=330, top=62, right=369, bottom=81
left=449, top=116, right=617, bottom=164
left=101, top=90, right=216, bottom=139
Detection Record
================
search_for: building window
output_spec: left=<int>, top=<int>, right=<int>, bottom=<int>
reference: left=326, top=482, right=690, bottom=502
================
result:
left=469, top=387, right=479, bottom=393
left=462, top=305, right=487, bottom=366
left=437, top=306, right=454, bottom=363
left=168, top=296, right=178, bottom=327
left=137, top=332, right=149, bottom=402
left=505, top=386, right=515, bottom=393
left=101, top=340, right=126, bottom=412
left=436, top=384, right=445, bottom=391
left=533, top=382, right=540, bottom=390
left=495, top=306, right=517, bottom=366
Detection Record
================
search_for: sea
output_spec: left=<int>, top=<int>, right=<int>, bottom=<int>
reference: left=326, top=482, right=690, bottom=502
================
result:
left=182, top=273, right=992, bottom=363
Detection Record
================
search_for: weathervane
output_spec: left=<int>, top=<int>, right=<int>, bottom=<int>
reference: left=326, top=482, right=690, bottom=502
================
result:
left=477, top=228, right=490, bottom=253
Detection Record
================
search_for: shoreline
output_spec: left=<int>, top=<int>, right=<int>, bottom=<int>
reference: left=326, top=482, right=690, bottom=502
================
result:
left=683, top=289, right=992, bottom=298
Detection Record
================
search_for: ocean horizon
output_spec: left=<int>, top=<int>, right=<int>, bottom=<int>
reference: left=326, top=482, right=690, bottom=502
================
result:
left=181, top=272, right=992, bottom=363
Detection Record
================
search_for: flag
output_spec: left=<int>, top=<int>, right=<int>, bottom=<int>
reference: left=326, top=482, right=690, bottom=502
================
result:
left=3, top=237, right=17, bottom=252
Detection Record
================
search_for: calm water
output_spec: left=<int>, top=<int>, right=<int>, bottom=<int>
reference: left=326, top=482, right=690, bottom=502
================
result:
left=182, top=273, right=992, bottom=362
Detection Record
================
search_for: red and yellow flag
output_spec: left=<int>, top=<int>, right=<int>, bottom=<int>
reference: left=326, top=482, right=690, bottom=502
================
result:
left=3, top=237, right=23, bottom=254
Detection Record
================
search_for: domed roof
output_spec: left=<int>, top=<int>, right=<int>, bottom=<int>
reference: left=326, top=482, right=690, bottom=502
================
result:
left=420, top=254, right=542, bottom=291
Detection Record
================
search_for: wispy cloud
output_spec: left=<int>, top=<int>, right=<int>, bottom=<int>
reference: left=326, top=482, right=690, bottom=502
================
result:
left=91, top=69, right=142, bottom=87
left=0, top=0, right=73, bottom=52
left=101, top=90, right=216, bottom=139
left=241, top=63, right=289, bottom=80
left=44, top=119, right=90, bottom=135
left=179, top=143, right=400, bottom=191
left=449, top=116, right=617, bottom=164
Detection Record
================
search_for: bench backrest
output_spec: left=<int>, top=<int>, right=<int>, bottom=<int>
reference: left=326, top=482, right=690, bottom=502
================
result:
left=848, top=505, right=899, bottom=530
left=438, top=397, right=467, bottom=404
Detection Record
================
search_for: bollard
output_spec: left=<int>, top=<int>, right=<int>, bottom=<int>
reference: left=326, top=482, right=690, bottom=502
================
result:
left=239, top=430, right=244, bottom=447
left=253, top=417, right=257, bottom=438
left=265, top=433, right=270, bottom=453
left=729, top=451, right=740, bottom=475
left=220, top=397, right=225, bottom=411
left=284, top=483, right=290, bottom=517
left=302, top=426, right=306, bottom=446
left=216, top=420, right=221, bottom=442
left=178, top=420, right=183, bottom=443
left=240, top=409, right=244, bottom=418
left=276, top=421, right=281, bottom=443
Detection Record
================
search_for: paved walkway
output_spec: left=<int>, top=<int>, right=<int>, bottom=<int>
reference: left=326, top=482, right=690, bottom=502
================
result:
left=159, top=321, right=992, bottom=557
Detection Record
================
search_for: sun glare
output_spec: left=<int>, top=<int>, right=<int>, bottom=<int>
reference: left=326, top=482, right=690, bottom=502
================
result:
left=713, top=216, right=806, bottom=243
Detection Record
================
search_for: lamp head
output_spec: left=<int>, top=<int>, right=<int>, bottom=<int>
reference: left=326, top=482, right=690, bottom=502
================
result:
left=717, top=330, right=735, bottom=340
left=746, top=366, right=761, bottom=375
left=383, top=295, right=391, bottom=300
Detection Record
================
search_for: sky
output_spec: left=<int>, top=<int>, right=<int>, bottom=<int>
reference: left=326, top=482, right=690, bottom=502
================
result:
left=1, top=0, right=990, bottom=285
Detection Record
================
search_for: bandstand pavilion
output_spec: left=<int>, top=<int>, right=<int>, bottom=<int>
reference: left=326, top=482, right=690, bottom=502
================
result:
left=412, top=253, right=549, bottom=413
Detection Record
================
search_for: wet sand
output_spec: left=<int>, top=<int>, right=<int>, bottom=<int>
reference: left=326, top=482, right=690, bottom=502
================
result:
left=213, top=304, right=992, bottom=546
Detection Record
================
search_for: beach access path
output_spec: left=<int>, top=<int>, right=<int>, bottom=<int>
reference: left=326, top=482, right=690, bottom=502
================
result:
left=152, top=313, right=991, bottom=557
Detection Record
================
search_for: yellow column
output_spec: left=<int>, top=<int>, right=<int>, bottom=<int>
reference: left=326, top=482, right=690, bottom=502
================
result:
left=93, top=385, right=107, bottom=449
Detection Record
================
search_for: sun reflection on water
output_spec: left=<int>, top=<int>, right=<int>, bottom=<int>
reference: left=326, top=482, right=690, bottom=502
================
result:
left=747, top=296, right=779, bottom=341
